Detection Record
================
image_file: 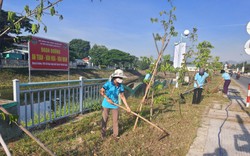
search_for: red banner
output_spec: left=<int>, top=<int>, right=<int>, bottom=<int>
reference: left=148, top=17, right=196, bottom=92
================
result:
left=29, top=36, right=69, bottom=71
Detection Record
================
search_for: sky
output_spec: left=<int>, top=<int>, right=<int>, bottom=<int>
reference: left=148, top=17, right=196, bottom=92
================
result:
left=3, top=0, right=250, bottom=62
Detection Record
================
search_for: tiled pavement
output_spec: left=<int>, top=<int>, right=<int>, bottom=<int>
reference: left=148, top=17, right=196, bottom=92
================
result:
left=187, top=80, right=250, bottom=156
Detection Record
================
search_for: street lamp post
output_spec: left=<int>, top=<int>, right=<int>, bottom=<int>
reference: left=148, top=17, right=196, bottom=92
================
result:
left=174, top=29, right=189, bottom=88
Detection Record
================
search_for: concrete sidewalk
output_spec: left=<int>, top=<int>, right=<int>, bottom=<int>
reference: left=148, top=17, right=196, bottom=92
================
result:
left=187, top=80, right=250, bottom=156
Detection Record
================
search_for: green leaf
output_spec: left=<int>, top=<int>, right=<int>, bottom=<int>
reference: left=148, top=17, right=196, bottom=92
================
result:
left=7, top=11, right=15, bottom=22
left=160, top=11, right=163, bottom=16
left=150, top=18, right=158, bottom=23
left=36, top=7, right=43, bottom=21
left=44, top=26, right=47, bottom=33
left=59, top=15, right=63, bottom=20
left=9, top=115, right=13, bottom=124
left=150, top=18, right=154, bottom=23
left=24, top=5, right=30, bottom=15
left=12, top=115, right=18, bottom=123
left=40, top=0, right=44, bottom=9
left=9, top=114, right=18, bottom=124
left=14, top=23, right=21, bottom=33
left=31, top=24, right=38, bottom=34
left=159, top=11, right=166, bottom=16
left=37, top=23, right=40, bottom=31
left=172, top=14, right=177, bottom=21
left=155, top=33, right=162, bottom=41
left=0, top=113, right=5, bottom=120
left=171, top=26, right=175, bottom=31
left=50, top=6, right=55, bottom=16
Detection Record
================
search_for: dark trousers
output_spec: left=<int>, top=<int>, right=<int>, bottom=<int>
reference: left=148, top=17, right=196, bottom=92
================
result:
left=223, top=80, right=231, bottom=94
left=192, top=88, right=203, bottom=104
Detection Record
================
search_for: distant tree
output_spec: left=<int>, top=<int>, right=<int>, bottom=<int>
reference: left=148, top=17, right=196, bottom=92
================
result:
left=231, top=64, right=236, bottom=69
left=137, top=56, right=153, bottom=70
left=69, top=51, right=78, bottom=62
left=245, top=62, right=250, bottom=73
left=89, top=45, right=137, bottom=68
left=130, top=55, right=139, bottom=69
left=236, top=61, right=248, bottom=73
left=69, top=39, right=90, bottom=59
left=102, top=49, right=135, bottom=67
left=89, top=44, right=108, bottom=66
left=0, top=10, right=33, bottom=52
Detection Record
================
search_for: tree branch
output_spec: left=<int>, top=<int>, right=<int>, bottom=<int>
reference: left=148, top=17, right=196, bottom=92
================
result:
left=0, top=0, right=3, bottom=10
left=0, top=0, right=63, bottom=37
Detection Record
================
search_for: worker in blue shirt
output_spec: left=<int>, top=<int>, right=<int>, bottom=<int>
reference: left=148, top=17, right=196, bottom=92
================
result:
left=100, top=69, right=131, bottom=141
left=192, top=68, right=209, bottom=104
left=220, top=69, right=231, bottom=95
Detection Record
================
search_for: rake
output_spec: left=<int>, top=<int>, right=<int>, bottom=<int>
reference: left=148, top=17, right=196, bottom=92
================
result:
left=111, top=103, right=170, bottom=140
left=210, top=85, right=220, bottom=93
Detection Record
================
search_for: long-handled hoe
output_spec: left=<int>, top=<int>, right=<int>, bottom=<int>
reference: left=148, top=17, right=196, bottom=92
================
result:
left=210, top=80, right=223, bottom=94
left=179, top=88, right=196, bottom=103
left=0, top=106, right=56, bottom=156
left=111, top=103, right=169, bottom=140
left=180, top=84, right=209, bottom=103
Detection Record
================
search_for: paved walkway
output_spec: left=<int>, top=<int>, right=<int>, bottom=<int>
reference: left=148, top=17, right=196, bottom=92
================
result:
left=187, top=80, right=250, bottom=156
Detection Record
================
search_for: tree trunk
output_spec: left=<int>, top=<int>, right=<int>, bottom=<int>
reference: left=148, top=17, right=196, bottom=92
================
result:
left=0, top=0, right=3, bottom=10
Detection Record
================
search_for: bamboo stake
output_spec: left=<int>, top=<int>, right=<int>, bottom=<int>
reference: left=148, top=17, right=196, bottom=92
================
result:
left=112, top=103, right=169, bottom=135
left=133, top=30, right=172, bottom=130
left=133, top=49, right=164, bottom=130
left=0, top=107, right=56, bottom=156
left=0, top=134, right=11, bottom=156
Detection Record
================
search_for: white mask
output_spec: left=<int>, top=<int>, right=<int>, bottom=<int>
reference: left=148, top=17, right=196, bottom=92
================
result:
left=116, top=78, right=123, bottom=83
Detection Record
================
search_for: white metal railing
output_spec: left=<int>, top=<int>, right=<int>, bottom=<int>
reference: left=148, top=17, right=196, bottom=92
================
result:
left=13, top=77, right=108, bottom=128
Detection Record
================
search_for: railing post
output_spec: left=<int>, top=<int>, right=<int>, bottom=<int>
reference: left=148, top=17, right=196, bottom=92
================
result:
left=13, top=79, right=20, bottom=122
left=79, top=77, right=84, bottom=113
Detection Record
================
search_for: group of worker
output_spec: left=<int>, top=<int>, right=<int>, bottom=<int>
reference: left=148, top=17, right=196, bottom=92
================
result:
left=192, top=68, right=231, bottom=104
left=99, top=68, right=231, bottom=141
